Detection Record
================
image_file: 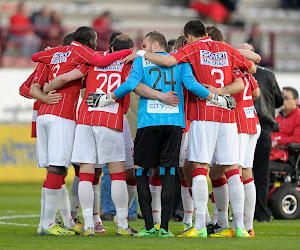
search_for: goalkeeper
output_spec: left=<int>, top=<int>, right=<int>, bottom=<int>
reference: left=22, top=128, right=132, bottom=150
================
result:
left=87, top=31, right=240, bottom=238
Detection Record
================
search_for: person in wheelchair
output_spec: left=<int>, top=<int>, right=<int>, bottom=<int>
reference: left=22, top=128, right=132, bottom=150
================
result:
left=270, top=87, right=300, bottom=162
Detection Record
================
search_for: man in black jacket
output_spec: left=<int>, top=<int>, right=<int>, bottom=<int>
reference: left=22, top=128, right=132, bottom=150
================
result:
left=238, top=43, right=283, bottom=222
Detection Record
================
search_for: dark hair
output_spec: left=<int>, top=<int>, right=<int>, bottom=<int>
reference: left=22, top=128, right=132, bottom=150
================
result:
left=112, top=34, right=134, bottom=51
left=109, top=32, right=123, bottom=53
left=206, top=25, right=224, bottom=42
left=74, top=26, right=96, bottom=46
left=166, top=39, right=176, bottom=53
left=63, top=32, right=75, bottom=46
left=145, top=31, right=167, bottom=50
left=184, top=19, right=206, bottom=38
left=174, top=35, right=187, bottom=50
left=283, top=87, right=299, bottom=99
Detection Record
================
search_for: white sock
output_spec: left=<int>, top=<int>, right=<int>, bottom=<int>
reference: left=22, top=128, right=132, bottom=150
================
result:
left=244, top=179, right=256, bottom=230
left=59, top=184, right=75, bottom=229
left=205, top=206, right=211, bottom=225
left=92, top=184, right=102, bottom=224
left=212, top=202, right=218, bottom=224
left=226, top=174, right=245, bottom=230
left=70, top=175, right=80, bottom=219
left=127, top=184, right=137, bottom=211
left=43, top=188, right=62, bottom=230
left=213, top=184, right=229, bottom=228
left=192, top=175, right=208, bottom=231
left=79, top=181, right=94, bottom=229
left=181, top=184, right=194, bottom=225
left=149, top=184, right=162, bottom=225
left=111, top=180, right=128, bottom=229
left=39, top=187, right=45, bottom=228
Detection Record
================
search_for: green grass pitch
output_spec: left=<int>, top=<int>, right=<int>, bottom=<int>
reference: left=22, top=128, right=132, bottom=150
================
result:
left=0, top=183, right=300, bottom=249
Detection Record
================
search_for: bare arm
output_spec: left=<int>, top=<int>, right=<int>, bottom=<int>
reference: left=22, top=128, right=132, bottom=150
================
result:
left=30, top=83, right=62, bottom=104
left=238, top=49, right=261, bottom=64
left=203, top=77, right=244, bottom=95
left=134, top=83, right=180, bottom=106
left=43, top=69, right=84, bottom=93
left=252, top=87, right=260, bottom=100
left=247, top=60, right=257, bottom=74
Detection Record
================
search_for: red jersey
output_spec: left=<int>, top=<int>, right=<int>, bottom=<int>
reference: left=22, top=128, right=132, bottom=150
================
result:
left=32, top=41, right=93, bottom=121
left=19, top=63, right=47, bottom=138
left=77, top=59, right=132, bottom=131
left=172, top=37, right=253, bottom=123
left=232, top=71, right=259, bottom=134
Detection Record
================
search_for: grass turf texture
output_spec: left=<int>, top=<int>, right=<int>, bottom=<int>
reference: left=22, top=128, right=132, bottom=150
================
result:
left=0, top=183, right=300, bottom=249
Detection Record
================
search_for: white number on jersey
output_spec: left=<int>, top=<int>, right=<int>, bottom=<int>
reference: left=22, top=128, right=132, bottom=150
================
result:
left=96, top=73, right=122, bottom=94
left=53, top=64, right=60, bottom=79
left=243, top=77, right=252, bottom=100
left=211, top=69, right=224, bottom=87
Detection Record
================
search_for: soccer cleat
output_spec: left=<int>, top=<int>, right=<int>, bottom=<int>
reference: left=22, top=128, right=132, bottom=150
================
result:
left=133, top=228, right=157, bottom=237
left=235, top=228, right=251, bottom=238
left=116, top=226, right=137, bottom=236
left=177, top=227, right=207, bottom=238
left=206, top=223, right=221, bottom=235
left=210, top=227, right=235, bottom=238
left=70, top=224, right=84, bottom=235
left=183, top=223, right=192, bottom=231
left=73, top=217, right=83, bottom=228
left=158, top=228, right=175, bottom=238
left=81, top=227, right=95, bottom=236
left=248, top=229, right=255, bottom=238
left=154, top=223, right=160, bottom=231
left=94, top=222, right=106, bottom=234
left=41, top=223, right=75, bottom=236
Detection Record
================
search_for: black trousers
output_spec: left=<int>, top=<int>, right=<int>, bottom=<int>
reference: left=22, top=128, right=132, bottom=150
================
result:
left=253, top=128, right=272, bottom=221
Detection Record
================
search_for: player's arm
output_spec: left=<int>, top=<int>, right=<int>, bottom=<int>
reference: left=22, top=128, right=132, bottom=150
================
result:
left=90, top=49, right=133, bottom=67
left=203, top=78, right=244, bottom=95
left=238, top=49, right=261, bottom=64
left=43, top=69, right=85, bottom=94
left=247, top=60, right=257, bottom=74
left=123, top=50, right=178, bottom=67
left=31, top=47, right=60, bottom=64
left=30, top=82, right=62, bottom=104
left=252, top=87, right=260, bottom=100
left=134, top=83, right=180, bottom=107
left=181, top=63, right=236, bottom=109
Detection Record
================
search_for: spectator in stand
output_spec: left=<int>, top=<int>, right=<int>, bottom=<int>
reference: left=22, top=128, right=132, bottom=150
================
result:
left=270, top=87, right=300, bottom=161
left=31, top=6, right=52, bottom=40
left=7, top=2, right=40, bottom=57
left=247, top=23, right=262, bottom=57
left=92, top=10, right=112, bottom=51
left=281, top=0, right=300, bottom=9
left=46, top=10, right=64, bottom=48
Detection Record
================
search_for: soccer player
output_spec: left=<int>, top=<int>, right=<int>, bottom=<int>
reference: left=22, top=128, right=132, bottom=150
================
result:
left=88, top=31, right=237, bottom=237
left=29, top=26, right=132, bottom=236
left=123, top=20, right=259, bottom=238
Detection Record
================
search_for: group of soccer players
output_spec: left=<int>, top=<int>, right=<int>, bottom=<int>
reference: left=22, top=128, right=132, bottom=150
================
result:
left=19, top=18, right=262, bottom=238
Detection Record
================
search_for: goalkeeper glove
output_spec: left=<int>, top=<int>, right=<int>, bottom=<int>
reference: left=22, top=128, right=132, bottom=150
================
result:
left=208, top=94, right=237, bottom=109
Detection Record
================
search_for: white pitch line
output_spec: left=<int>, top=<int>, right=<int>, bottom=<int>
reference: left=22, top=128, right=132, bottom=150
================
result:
left=0, top=214, right=39, bottom=220
left=0, top=222, right=36, bottom=227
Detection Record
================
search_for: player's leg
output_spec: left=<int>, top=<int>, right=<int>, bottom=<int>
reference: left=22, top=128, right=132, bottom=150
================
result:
left=70, top=164, right=81, bottom=223
left=209, top=163, right=229, bottom=231
left=93, top=167, right=106, bottom=233
left=178, top=131, right=194, bottom=230
left=37, top=115, right=75, bottom=236
left=125, top=169, right=137, bottom=216
left=179, top=121, right=216, bottom=238
left=72, top=124, right=98, bottom=235
left=149, top=168, right=162, bottom=228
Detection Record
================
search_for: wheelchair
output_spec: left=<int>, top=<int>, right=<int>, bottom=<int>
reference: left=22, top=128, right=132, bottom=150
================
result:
left=268, top=143, right=300, bottom=219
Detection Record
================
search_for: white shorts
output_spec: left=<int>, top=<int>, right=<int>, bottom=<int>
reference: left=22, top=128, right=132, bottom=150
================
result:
left=123, top=117, right=134, bottom=170
left=238, top=124, right=261, bottom=168
left=179, top=132, right=189, bottom=167
left=71, top=124, right=126, bottom=167
left=186, top=120, right=238, bottom=165
left=36, top=114, right=76, bottom=168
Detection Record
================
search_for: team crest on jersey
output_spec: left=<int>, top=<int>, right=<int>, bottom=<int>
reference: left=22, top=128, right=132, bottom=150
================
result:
left=143, top=58, right=157, bottom=67
left=50, top=51, right=71, bottom=64
left=94, top=60, right=124, bottom=72
left=200, top=50, right=228, bottom=67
